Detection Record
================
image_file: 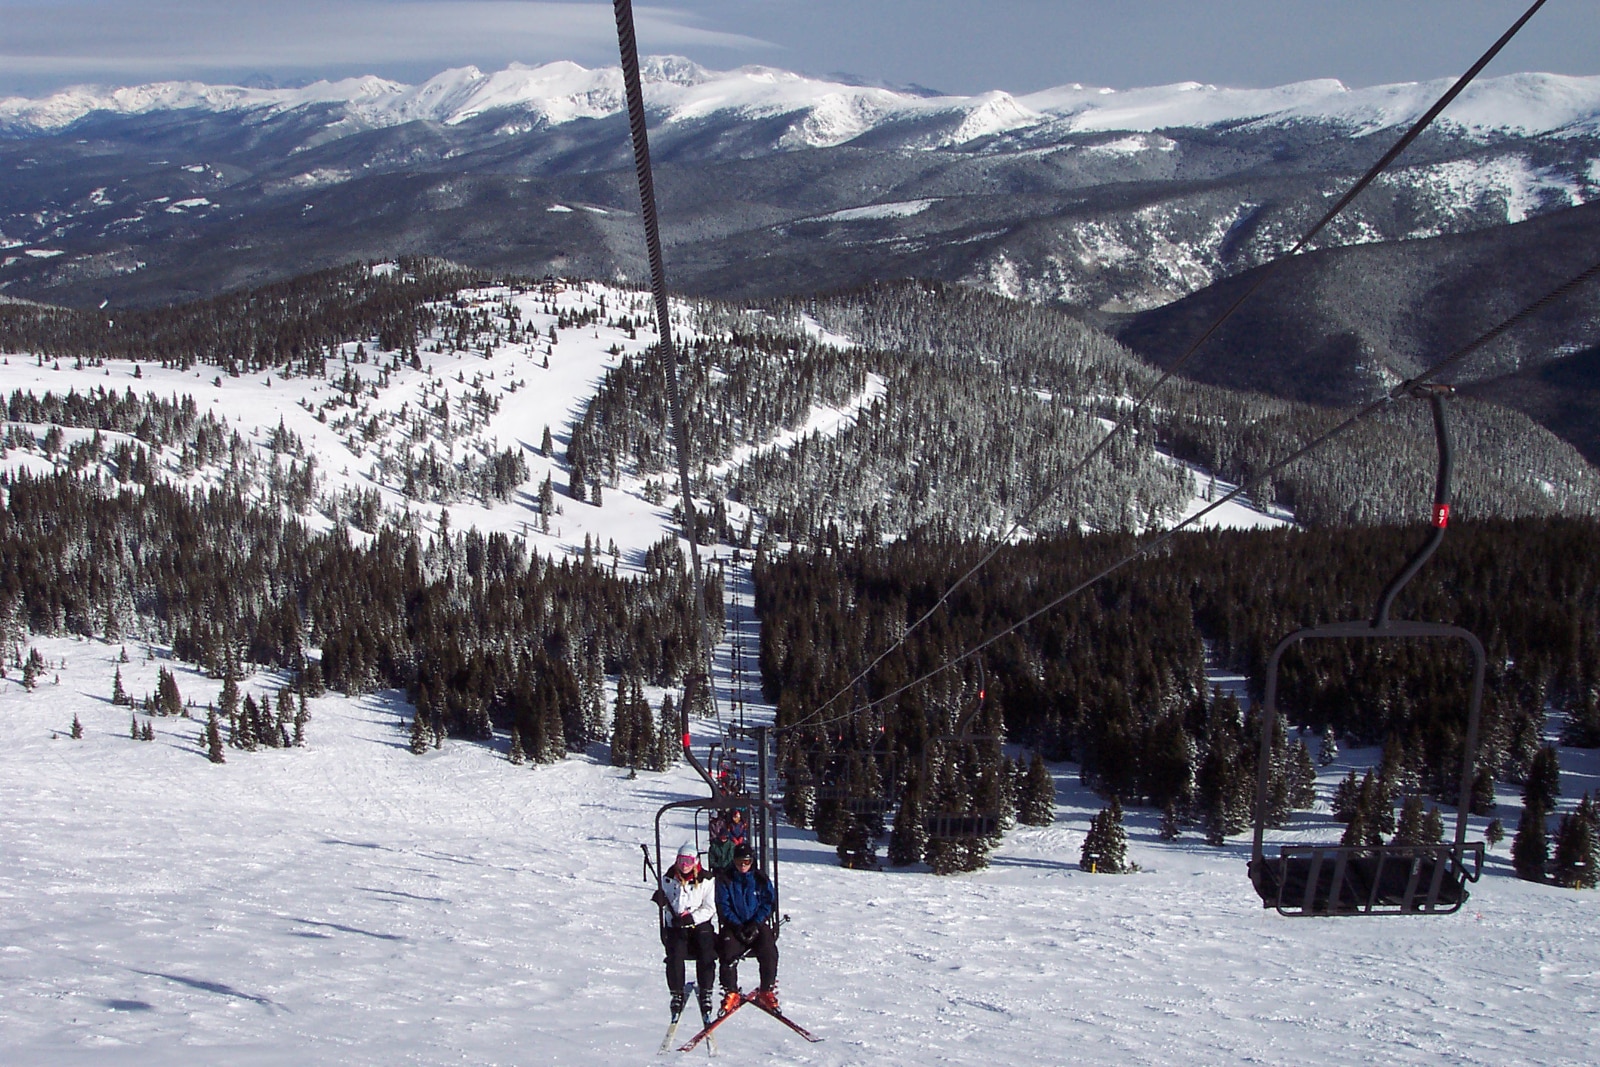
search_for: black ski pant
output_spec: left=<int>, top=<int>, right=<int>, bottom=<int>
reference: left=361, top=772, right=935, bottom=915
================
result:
left=717, top=922, right=777, bottom=992
left=664, top=921, right=717, bottom=1002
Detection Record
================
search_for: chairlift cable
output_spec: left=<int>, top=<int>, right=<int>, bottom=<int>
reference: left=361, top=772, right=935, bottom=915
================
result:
left=612, top=0, right=722, bottom=739
left=792, top=0, right=1551, bottom=734
left=789, top=253, right=1600, bottom=732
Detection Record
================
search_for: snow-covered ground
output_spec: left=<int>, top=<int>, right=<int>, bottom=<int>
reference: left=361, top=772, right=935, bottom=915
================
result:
left=3, top=635, right=1599, bottom=1066
left=2, top=277, right=1597, bottom=1064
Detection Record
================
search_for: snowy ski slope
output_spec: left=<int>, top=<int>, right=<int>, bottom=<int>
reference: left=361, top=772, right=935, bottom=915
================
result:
left=1, top=277, right=1597, bottom=1064
left=2, top=632, right=1598, bottom=1066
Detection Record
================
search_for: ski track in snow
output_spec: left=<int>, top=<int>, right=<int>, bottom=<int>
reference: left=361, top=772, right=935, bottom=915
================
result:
left=3, top=636, right=1599, bottom=1065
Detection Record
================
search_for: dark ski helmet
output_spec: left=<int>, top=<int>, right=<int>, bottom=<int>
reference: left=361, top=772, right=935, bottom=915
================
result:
left=732, top=843, right=756, bottom=863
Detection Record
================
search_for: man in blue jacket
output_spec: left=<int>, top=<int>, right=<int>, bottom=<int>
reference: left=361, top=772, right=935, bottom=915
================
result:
left=714, top=843, right=779, bottom=1012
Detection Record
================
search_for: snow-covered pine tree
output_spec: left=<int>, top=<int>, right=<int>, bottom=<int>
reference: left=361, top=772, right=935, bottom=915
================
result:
left=509, top=728, right=526, bottom=766
left=206, top=707, right=225, bottom=764
left=1331, top=769, right=1361, bottom=822
left=1523, top=746, right=1561, bottom=813
left=783, top=754, right=815, bottom=829
left=1019, top=752, right=1055, bottom=826
left=158, top=667, right=183, bottom=716
left=888, top=786, right=925, bottom=867
left=1317, top=726, right=1339, bottom=767
left=69, top=713, right=83, bottom=739
left=1393, top=794, right=1428, bottom=845
left=1286, top=739, right=1317, bottom=811
left=1080, top=796, right=1130, bottom=873
left=610, top=678, right=635, bottom=768
left=655, top=694, right=679, bottom=769
left=1512, top=798, right=1549, bottom=882
left=220, top=664, right=240, bottom=745
left=22, top=648, right=43, bottom=690
left=293, top=691, right=307, bottom=746
left=1552, top=794, right=1599, bottom=889
left=1158, top=801, right=1181, bottom=841
left=112, top=666, right=130, bottom=707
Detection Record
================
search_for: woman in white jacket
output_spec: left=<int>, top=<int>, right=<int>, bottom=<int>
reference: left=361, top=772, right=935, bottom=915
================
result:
left=655, top=843, right=717, bottom=1022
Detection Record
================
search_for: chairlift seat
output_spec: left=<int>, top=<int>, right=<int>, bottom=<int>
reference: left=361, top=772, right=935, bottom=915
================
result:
left=924, top=812, right=1001, bottom=839
left=1251, top=842, right=1483, bottom=916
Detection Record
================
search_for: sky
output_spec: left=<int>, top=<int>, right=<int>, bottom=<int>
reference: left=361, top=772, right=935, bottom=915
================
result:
left=2, top=0, right=1599, bottom=99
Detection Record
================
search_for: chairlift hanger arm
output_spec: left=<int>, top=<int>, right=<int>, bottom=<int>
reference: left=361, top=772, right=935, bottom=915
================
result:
left=1373, top=386, right=1453, bottom=629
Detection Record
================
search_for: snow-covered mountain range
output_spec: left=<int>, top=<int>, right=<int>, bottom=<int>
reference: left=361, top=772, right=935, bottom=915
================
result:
left=6, top=58, right=1600, bottom=143
left=3, top=58, right=1599, bottom=316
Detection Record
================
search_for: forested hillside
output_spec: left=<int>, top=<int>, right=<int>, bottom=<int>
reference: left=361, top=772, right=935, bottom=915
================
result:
left=759, top=519, right=1600, bottom=869
left=0, top=469, right=716, bottom=759
left=582, top=282, right=1598, bottom=539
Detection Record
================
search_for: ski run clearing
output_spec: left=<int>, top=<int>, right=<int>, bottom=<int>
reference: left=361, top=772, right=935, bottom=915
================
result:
left=1, top=277, right=1597, bottom=1065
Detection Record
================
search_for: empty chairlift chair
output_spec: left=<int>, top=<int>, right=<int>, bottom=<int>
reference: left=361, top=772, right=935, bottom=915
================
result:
left=1248, top=386, right=1486, bottom=916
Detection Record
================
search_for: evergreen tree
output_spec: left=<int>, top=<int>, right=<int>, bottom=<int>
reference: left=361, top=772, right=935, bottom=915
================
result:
left=157, top=667, right=183, bottom=716
left=409, top=711, right=431, bottom=755
left=1317, top=726, right=1339, bottom=767
left=1393, top=794, right=1428, bottom=845
left=240, top=694, right=262, bottom=751
left=1331, top=769, right=1362, bottom=822
left=1484, top=818, right=1505, bottom=850
left=655, top=694, right=680, bottom=769
left=783, top=757, right=815, bottom=829
left=1196, top=700, right=1249, bottom=844
left=888, top=782, right=926, bottom=867
left=292, top=691, right=308, bottom=746
left=610, top=680, right=634, bottom=767
left=1285, top=739, right=1317, bottom=811
left=69, top=713, right=83, bottom=739
left=22, top=648, right=43, bottom=690
left=1523, top=746, right=1561, bottom=813
left=1018, top=751, right=1056, bottom=826
left=1470, top=768, right=1497, bottom=817
left=219, top=663, right=240, bottom=742
left=1080, top=796, right=1131, bottom=873
left=1420, top=805, right=1445, bottom=845
left=1551, top=794, right=1599, bottom=889
left=112, top=666, right=130, bottom=706
left=509, top=727, right=526, bottom=766
left=130, top=712, right=140, bottom=739
left=141, top=722, right=154, bottom=742
left=1158, top=800, right=1181, bottom=841
left=814, top=798, right=852, bottom=848
left=206, top=707, right=225, bottom=764
left=836, top=817, right=877, bottom=870
left=1512, top=798, right=1549, bottom=882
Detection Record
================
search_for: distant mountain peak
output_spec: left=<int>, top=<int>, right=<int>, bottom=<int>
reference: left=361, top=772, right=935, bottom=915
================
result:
left=4, top=61, right=1598, bottom=143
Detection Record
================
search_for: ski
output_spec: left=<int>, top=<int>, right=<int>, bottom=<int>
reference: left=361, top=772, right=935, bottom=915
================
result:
left=746, top=998, right=822, bottom=1043
left=657, top=1015, right=683, bottom=1056
left=677, top=996, right=744, bottom=1052
left=659, top=991, right=716, bottom=1055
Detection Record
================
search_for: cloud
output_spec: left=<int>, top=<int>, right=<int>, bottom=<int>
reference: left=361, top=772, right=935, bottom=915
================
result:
left=0, top=1, right=770, bottom=89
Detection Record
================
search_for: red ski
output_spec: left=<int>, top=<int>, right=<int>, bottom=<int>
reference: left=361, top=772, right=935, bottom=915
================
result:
left=677, top=997, right=745, bottom=1052
left=745, top=997, right=822, bottom=1043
